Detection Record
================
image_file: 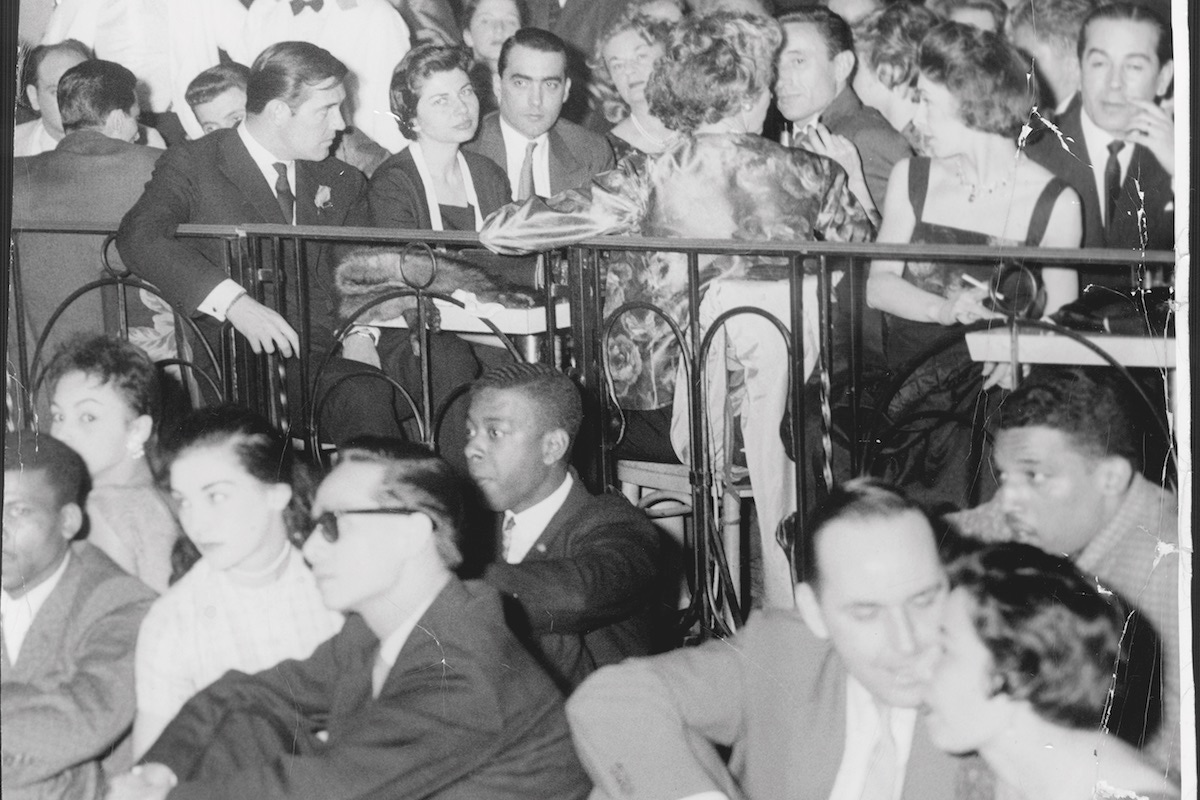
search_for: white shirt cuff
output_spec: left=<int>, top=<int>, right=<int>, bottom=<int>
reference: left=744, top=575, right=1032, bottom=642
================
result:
left=198, top=280, right=247, bottom=321
left=346, top=325, right=380, bottom=346
left=679, top=794, right=729, bottom=800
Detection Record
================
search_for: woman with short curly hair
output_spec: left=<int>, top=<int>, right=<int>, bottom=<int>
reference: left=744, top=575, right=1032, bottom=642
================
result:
left=588, top=9, right=677, bottom=158
left=925, top=541, right=1179, bottom=800
left=481, top=12, right=876, bottom=608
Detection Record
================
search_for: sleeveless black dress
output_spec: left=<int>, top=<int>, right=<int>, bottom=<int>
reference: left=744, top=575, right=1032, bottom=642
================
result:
left=876, top=157, right=1068, bottom=510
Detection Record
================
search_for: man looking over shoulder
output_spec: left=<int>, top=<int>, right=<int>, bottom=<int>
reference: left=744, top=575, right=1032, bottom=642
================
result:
left=566, top=479, right=970, bottom=800
left=2, top=432, right=156, bottom=800
left=117, top=41, right=369, bottom=367
left=465, top=363, right=662, bottom=692
left=467, top=27, right=614, bottom=200
left=776, top=6, right=912, bottom=210
left=108, top=446, right=590, bottom=800
left=948, top=367, right=1180, bottom=777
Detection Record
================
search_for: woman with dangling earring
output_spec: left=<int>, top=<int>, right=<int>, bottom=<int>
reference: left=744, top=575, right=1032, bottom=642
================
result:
left=46, top=334, right=182, bottom=593
left=131, top=405, right=343, bottom=758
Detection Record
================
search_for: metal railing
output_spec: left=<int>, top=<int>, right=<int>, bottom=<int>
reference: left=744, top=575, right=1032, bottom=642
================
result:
left=5, top=221, right=1177, bottom=636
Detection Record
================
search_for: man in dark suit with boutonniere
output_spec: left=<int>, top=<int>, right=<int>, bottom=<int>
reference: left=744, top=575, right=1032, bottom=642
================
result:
left=117, top=40, right=370, bottom=381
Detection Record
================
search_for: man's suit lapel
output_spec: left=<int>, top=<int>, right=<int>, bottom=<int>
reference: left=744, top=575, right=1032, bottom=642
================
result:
left=7, top=553, right=83, bottom=680
left=1053, top=108, right=1106, bottom=247
left=473, top=115, right=509, bottom=183
left=788, top=649, right=846, bottom=797
left=522, top=478, right=587, bottom=561
left=547, top=124, right=583, bottom=196
left=218, top=131, right=289, bottom=224
left=1109, top=143, right=1169, bottom=248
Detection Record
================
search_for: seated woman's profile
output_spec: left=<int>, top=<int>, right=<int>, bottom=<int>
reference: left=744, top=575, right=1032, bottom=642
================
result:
left=924, top=541, right=1179, bottom=800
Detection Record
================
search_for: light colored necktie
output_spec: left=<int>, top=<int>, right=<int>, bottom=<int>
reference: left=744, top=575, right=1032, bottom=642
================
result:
left=860, top=706, right=897, bottom=800
left=516, top=140, right=537, bottom=201
left=501, top=512, right=517, bottom=561
left=371, top=648, right=390, bottom=698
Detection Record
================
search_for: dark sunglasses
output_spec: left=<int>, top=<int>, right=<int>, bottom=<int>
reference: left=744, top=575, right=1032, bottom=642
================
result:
left=306, top=507, right=424, bottom=543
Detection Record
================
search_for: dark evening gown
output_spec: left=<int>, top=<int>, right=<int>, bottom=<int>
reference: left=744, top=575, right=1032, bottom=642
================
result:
left=877, top=157, right=1069, bottom=510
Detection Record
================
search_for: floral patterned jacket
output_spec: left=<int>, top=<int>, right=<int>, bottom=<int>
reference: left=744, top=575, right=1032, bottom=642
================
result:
left=481, top=133, right=875, bottom=409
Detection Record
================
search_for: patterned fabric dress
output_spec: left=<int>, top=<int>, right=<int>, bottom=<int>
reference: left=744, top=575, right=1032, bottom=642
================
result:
left=482, top=132, right=875, bottom=410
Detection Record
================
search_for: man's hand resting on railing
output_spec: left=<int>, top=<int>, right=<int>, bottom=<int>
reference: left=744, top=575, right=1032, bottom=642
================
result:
left=226, top=293, right=299, bottom=358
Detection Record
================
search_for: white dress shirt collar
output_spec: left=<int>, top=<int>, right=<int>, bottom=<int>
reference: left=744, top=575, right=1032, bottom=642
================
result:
left=504, top=472, right=573, bottom=563
left=238, top=122, right=296, bottom=220
left=1078, top=105, right=1135, bottom=225
left=1, top=550, right=72, bottom=662
left=498, top=115, right=552, bottom=199
left=826, top=676, right=917, bottom=800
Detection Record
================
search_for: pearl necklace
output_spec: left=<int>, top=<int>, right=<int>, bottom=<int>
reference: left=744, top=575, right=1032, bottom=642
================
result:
left=629, top=111, right=672, bottom=151
left=955, top=164, right=1010, bottom=203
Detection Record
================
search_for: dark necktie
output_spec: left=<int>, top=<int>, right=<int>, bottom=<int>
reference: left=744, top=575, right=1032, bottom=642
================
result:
left=273, top=162, right=295, bottom=223
left=1104, top=140, right=1125, bottom=227
left=290, top=0, right=323, bottom=14
left=516, top=140, right=537, bottom=201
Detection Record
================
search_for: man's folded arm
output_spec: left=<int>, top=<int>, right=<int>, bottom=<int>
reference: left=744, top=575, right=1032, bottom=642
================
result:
left=485, top=503, right=660, bottom=633
left=566, top=635, right=753, bottom=800
left=0, top=591, right=152, bottom=786
left=157, top=644, right=508, bottom=800
left=116, top=150, right=234, bottom=316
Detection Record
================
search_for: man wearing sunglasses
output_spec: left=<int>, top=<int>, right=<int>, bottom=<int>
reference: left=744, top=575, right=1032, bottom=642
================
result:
left=110, top=447, right=590, bottom=800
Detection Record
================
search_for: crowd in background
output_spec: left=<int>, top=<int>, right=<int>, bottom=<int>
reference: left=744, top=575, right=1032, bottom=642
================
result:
left=5, top=0, right=1183, bottom=798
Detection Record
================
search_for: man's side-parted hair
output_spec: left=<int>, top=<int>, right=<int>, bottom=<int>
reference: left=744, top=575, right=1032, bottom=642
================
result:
left=497, top=27, right=570, bottom=78
left=390, top=44, right=475, bottom=140
left=4, top=430, right=90, bottom=509
left=998, top=366, right=1141, bottom=468
left=44, top=334, right=160, bottom=422
left=56, top=59, right=138, bottom=133
left=919, top=20, right=1036, bottom=137
left=246, top=41, right=348, bottom=115
left=778, top=6, right=855, bottom=58
left=647, top=11, right=782, bottom=133
left=1008, top=0, right=1097, bottom=50
left=1078, top=2, right=1171, bottom=65
left=792, top=477, right=929, bottom=586
left=854, top=2, right=941, bottom=90
left=470, top=362, right=584, bottom=445
left=339, top=447, right=470, bottom=570
left=947, top=541, right=1126, bottom=729
left=185, top=62, right=251, bottom=110
left=20, top=39, right=93, bottom=96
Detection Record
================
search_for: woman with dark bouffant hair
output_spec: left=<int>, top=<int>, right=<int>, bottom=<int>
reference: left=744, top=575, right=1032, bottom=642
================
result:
left=131, top=406, right=343, bottom=758
left=925, top=541, right=1179, bottom=800
left=863, top=21, right=1084, bottom=510
left=480, top=12, right=875, bottom=609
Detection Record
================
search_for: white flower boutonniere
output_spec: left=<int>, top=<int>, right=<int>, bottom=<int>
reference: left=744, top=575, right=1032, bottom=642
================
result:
left=315, top=185, right=333, bottom=210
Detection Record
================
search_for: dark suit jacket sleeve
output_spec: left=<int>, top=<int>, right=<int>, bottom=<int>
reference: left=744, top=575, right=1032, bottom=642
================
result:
left=566, top=624, right=761, bottom=800
left=154, top=620, right=513, bottom=800
left=854, top=126, right=913, bottom=211
left=0, top=569, right=153, bottom=786
left=116, top=146, right=232, bottom=315
left=483, top=492, right=659, bottom=634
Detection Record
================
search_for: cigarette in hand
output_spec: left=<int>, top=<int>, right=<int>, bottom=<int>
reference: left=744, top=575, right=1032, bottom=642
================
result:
left=960, top=274, right=1004, bottom=300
